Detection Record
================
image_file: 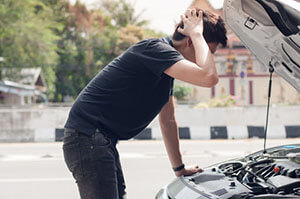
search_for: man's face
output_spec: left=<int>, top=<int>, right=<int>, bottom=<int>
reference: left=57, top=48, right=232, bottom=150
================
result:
left=207, top=42, right=219, bottom=54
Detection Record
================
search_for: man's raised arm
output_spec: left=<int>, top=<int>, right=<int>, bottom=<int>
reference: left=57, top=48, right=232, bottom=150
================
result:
left=164, top=9, right=218, bottom=87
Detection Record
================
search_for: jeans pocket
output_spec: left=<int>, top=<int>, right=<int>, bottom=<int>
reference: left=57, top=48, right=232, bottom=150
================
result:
left=63, top=143, right=83, bottom=181
left=63, top=133, right=78, bottom=149
left=93, top=132, right=111, bottom=148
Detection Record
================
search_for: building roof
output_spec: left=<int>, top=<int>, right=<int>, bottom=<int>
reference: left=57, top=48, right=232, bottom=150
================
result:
left=0, top=80, right=36, bottom=96
left=0, top=80, right=47, bottom=102
left=2, top=68, right=47, bottom=91
left=0, top=80, right=35, bottom=90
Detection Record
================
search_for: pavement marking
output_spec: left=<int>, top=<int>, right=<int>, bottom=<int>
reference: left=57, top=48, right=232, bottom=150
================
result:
left=0, top=155, right=61, bottom=162
left=0, top=178, right=73, bottom=183
left=120, top=151, right=247, bottom=159
left=0, top=151, right=250, bottom=162
left=0, top=155, right=41, bottom=161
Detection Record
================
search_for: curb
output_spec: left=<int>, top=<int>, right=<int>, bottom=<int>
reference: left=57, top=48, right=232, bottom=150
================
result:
left=1, top=125, right=299, bottom=142
left=56, top=125, right=299, bottom=141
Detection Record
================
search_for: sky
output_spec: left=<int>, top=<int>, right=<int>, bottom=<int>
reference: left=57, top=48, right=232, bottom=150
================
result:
left=69, top=0, right=224, bottom=35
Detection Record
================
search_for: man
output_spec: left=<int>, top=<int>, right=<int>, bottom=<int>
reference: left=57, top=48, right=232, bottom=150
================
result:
left=63, top=8, right=227, bottom=199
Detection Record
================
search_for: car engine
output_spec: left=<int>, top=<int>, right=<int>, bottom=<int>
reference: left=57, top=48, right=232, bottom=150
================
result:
left=215, top=146, right=300, bottom=198
left=158, top=145, right=300, bottom=199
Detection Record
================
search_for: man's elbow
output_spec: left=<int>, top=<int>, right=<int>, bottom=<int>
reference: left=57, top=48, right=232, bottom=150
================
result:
left=196, top=74, right=218, bottom=88
left=209, top=74, right=219, bottom=87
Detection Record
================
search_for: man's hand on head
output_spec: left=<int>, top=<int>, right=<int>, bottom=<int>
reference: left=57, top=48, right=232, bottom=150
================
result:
left=175, top=165, right=203, bottom=177
left=178, top=8, right=204, bottom=38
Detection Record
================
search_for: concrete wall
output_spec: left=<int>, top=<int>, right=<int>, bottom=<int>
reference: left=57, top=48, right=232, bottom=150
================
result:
left=0, top=105, right=299, bottom=142
left=0, top=107, right=69, bottom=142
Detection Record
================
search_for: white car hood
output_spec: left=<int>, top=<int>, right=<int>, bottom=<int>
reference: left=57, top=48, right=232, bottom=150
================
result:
left=223, top=0, right=300, bottom=92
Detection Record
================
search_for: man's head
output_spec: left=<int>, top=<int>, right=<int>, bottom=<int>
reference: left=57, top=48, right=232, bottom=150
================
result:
left=172, top=8, right=227, bottom=60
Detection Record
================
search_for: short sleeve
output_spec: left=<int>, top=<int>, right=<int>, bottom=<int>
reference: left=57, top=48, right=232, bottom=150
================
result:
left=133, top=39, right=184, bottom=77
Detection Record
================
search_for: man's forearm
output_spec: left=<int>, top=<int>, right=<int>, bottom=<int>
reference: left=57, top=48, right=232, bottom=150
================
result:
left=160, top=119, right=183, bottom=169
left=190, top=33, right=216, bottom=76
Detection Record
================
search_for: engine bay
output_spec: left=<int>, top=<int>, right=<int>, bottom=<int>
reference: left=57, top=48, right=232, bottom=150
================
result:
left=176, top=145, right=300, bottom=199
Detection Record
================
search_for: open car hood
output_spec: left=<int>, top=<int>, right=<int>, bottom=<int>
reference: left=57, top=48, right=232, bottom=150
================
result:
left=223, top=0, right=300, bottom=92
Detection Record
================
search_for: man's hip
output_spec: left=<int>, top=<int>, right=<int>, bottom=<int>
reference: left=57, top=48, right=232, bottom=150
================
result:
left=62, top=128, right=126, bottom=199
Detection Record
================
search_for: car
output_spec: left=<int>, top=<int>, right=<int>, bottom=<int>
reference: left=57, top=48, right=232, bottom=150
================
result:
left=155, top=0, right=300, bottom=198
left=156, top=144, right=300, bottom=199
left=224, top=0, right=300, bottom=92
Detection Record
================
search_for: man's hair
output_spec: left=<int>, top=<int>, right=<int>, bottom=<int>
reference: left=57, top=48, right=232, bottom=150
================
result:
left=172, top=8, right=228, bottom=47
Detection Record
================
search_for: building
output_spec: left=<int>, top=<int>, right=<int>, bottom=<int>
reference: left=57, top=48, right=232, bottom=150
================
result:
left=175, top=0, right=299, bottom=106
left=0, top=68, right=47, bottom=105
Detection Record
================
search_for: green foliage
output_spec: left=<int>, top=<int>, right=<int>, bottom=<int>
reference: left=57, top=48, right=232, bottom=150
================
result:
left=0, top=0, right=60, bottom=68
left=115, top=25, right=144, bottom=54
left=101, top=0, right=148, bottom=28
left=42, top=65, right=56, bottom=99
left=54, top=1, right=109, bottom=101
left=173, top=84, right=192, bottom=101
left=143, top=28, right=167, bottom=39
left=0, top=0, right=167, bottom=102
left=91, top=25, right=119, bottom=67
left=0, top=0, right=62, bottom=101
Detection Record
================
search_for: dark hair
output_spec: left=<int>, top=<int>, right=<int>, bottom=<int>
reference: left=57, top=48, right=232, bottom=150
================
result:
left=172, top=9, right=228, bottom=47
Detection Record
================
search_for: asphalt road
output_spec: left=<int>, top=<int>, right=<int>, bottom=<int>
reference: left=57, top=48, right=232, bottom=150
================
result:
left=0, top=139, right=299, bottom=199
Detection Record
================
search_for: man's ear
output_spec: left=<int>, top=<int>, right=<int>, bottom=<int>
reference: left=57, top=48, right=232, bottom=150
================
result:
left=186, top=37, right=193, bottom=47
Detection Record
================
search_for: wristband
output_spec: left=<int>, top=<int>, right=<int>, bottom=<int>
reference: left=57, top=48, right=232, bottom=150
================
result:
left=173, top=164, right=185, bottom=172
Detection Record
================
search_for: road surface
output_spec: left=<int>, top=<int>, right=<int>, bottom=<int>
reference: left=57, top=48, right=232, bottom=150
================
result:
left=0, top=139, right=299, bottom=199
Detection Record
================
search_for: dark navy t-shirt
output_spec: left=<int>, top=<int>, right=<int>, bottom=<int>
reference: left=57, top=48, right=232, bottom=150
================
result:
left=64, top=37, right=184, bottom=139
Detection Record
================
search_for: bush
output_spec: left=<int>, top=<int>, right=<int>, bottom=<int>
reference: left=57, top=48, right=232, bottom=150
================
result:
left=173, top=84, right=192, bottom=101
left=194, top=95, right=238, bottom=109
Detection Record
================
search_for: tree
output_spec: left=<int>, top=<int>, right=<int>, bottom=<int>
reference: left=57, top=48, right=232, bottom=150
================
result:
left=0, top=0, right=166, bottom=102
left=54, top=1, right=168, bottom=101
left=101, top=0, right=148, bottom=28
left=0, top=0, right=59, bottom=68
left=115, top=25, right=144, bottom=54
left=0, top=0, right=62, bottom=99
left=54, top=1, right=112, bottom=101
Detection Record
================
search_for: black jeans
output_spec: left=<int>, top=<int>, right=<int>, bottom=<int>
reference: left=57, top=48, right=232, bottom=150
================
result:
left=63, top=129, right=126, bottom=199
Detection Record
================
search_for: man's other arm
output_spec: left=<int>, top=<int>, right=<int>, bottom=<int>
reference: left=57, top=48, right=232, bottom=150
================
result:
left=159, top=96, right=202, bottom=177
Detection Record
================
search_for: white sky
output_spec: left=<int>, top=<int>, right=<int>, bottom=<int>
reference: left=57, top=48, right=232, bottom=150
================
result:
left=69, top=0, right=224, bottom=34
